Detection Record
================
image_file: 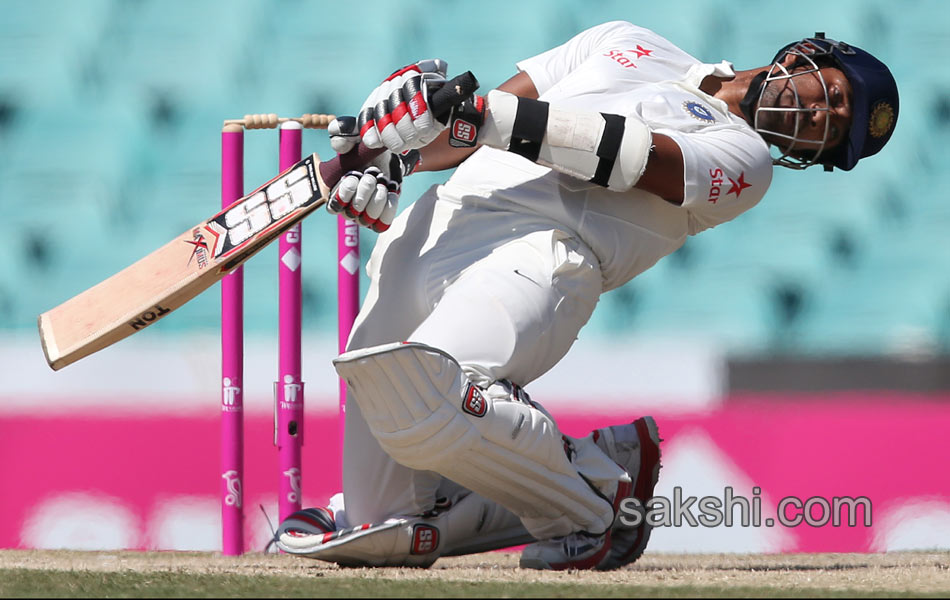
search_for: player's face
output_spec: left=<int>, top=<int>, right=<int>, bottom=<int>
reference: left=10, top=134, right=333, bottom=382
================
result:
left=756, top=54, right=853, bottom=161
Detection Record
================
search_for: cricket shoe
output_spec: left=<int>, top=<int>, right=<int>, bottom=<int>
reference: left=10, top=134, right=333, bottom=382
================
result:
left=593, top=415, right=662, bottom=570
left=519, top=476, right=632, bottom=571
left=519, top=530, right=612, bottom=571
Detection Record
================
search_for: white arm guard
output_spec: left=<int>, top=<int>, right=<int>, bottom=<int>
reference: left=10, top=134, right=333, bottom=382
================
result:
left=479, top=89, right=652, bottom=192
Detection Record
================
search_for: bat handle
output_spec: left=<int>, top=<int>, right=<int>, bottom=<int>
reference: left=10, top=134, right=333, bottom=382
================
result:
left=319, top=144, right=388, bottom=189
left=317, top=71, right=480, bottom=189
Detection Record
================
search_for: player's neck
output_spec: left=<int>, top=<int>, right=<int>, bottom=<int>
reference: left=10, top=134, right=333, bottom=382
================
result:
left=711, top=67, right=770, bottom=126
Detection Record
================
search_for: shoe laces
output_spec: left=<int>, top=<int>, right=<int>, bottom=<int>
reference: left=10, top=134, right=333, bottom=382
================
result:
left=260, top=504, right=279, bottom=553
left=562, top=531, right=606, bottom=558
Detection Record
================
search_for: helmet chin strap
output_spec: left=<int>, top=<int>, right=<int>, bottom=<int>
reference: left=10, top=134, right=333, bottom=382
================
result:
left=739, top=71, right=769, bottom=124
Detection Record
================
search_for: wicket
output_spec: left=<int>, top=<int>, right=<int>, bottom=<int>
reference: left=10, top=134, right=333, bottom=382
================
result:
left=220, top=114, right=355, bottom=556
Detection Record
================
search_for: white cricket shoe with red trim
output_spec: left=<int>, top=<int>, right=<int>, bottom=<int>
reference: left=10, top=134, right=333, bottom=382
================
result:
left=594, top=416, right=662, bottom=570
left=519, top=476, right=632, bottom=570
left=519, top=530, right=611, bottom=571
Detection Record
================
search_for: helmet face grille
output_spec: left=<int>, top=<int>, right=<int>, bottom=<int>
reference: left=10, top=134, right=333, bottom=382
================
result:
left=762, top=34, right=899, bottom=171
left=754, top=44, right=834, bottom=170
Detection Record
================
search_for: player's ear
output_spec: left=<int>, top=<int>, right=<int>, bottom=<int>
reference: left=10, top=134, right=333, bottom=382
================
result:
left=777, top=52, right=797, bottom=70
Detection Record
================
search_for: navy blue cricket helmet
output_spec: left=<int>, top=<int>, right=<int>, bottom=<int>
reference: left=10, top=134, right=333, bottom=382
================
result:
left=771, top=33, right=899, bottom=171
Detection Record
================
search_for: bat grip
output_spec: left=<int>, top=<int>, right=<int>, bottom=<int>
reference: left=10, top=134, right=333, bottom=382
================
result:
left=317, top=71, right=480, bottom=189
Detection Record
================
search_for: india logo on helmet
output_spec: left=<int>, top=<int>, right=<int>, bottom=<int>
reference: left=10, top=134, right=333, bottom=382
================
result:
left=869, top=102, right=895, bottom=138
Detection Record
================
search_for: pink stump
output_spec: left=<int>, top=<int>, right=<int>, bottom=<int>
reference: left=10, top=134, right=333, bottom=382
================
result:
left=277, top=122, right=304, bottom=523
left=337, top=219, right=360, bottom=464
left=220, top=125, right=245, bottom=556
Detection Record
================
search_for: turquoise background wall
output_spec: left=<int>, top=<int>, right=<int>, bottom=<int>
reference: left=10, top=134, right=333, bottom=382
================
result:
left=2, top=0, right=946, bottom=358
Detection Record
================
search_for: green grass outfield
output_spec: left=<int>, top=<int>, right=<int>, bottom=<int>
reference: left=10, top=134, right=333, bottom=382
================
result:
left=2, top=550, right=948, bottom=598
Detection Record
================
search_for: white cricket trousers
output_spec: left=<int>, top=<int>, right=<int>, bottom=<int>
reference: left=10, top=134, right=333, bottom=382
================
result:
left=340, top=183, right=603, bottom=525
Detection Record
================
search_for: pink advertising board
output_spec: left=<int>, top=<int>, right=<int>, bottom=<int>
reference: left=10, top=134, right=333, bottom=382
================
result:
left=2, top=393, right=949, bottom=553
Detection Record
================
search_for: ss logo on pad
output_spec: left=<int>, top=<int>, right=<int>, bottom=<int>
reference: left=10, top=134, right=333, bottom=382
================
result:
left=410, top=525, right=440, bottom=554
left=462, top=383, right=488, bottom=417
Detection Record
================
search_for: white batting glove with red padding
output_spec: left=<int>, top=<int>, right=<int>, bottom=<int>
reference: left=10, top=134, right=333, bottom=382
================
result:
left=326, top=116, right=421, bottom=233
left=327, top=166, right=398, bottom=232
left=328, top=115, right=361, bottom=155
left=356, top=59, right=448, bottom=153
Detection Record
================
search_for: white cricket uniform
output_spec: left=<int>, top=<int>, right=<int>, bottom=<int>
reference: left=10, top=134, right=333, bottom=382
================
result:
left=337, top=21, right=773, bottom=529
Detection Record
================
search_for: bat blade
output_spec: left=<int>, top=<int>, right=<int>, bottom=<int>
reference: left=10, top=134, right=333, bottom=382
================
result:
left=39, top=152, right=329, bottom=371
left=39, top=70, right=482, bottom=371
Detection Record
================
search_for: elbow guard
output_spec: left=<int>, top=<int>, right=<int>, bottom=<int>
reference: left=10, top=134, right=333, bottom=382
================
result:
left=478, top=89, right=651, bottom=192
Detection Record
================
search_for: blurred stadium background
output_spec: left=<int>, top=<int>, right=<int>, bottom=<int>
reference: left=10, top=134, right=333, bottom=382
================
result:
left=1, top=0, right=949, bottom=556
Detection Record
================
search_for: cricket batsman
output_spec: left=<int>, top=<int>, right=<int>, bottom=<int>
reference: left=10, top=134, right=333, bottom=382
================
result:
left=273, top=20, right=898, bottom=570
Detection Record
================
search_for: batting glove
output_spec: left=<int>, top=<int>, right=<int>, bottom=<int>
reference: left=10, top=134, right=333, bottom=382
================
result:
left=327, top=116, right=421, bottom=232
left=355, top=59, right=452, bottom=153
left=328, top=115, right=361, bottom=154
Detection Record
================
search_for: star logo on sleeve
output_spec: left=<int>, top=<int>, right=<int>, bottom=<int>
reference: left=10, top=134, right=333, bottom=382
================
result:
left=727, top=172, right=752, bottom=198
left=707, top=169, right=753, bottom=203
left=603, top=46, right=655, bottom=69
left=631, top=45, right=654, bottom=58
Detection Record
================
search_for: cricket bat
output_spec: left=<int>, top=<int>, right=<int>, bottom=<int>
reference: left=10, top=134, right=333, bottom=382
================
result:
left=38, top=72, right=479, bottom=370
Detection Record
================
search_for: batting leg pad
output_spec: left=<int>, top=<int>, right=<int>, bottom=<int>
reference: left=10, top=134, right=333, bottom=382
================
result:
left=333, top=342, right=626, bottom=539
left=277, top=514, right=433, bottom=567
left=275, top=493, right=533, bottom=567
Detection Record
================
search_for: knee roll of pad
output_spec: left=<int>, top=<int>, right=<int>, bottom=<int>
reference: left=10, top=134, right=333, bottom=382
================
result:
left=335, top=342, right=479, bottom=471
left=334, top=342, right=621, bottom=539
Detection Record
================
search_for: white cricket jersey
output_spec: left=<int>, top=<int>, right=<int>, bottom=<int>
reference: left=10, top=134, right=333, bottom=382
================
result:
left=444, top=21, right=773, bottom=292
